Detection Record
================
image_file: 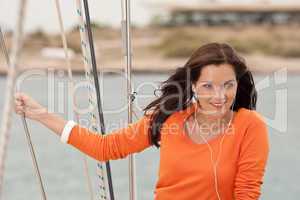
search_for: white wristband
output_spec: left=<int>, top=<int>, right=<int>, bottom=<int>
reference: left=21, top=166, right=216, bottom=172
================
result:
left=60, top=120, right=77, bottom=143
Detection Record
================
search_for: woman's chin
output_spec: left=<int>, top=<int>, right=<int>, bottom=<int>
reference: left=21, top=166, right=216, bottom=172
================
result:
left=198, top=107, right=225, bottom=118
left=201, top=109, right=224, bottom=118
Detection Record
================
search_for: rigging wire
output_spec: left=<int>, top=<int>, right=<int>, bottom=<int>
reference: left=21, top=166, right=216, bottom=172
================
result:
left=0, top=1, right=47, bottom=199
left=75, top=0, right=115, bottom=199
left=120, top=0, right=137, bottom=199
left=53, top=0, right=94, bottom=199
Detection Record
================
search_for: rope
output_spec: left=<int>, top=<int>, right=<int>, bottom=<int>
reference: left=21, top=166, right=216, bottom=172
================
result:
left=53, top=0, right=94, bottom=199
left=75, top=0, right=115, bottom=199
left=21, top=117, right=47, bottom=200
left=0, top=0, right=24, bottom=196
left=120, top=1, right=137, bottom=199
left=0, top=29, right=10, bottom=63
left=0, top=1, right=47, bottom=199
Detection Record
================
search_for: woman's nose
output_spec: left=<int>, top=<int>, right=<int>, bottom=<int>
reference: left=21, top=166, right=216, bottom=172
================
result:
left=213, top=86, right=226, bottom=100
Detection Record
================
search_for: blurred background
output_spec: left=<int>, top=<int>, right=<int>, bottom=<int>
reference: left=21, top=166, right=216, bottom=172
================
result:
left=0, top=0, right=299, bottom=199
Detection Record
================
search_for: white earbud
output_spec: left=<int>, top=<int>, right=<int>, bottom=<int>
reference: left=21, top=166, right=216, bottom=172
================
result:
left=193, top=96, right=237, bottom=200
left=192, top=85, right=198, bottom=100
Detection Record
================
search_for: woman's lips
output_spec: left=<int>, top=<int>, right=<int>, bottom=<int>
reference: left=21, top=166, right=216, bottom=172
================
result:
left=210, top=102, right=225, bottom=108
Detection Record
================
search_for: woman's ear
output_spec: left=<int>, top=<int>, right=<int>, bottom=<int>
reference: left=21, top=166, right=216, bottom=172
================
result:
left=192, top=84, right=196, bottom=93
left=192, top=84, right=199, bottom=101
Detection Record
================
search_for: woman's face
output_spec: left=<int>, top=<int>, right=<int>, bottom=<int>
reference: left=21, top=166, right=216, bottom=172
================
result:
left=193, top=63, right=238, bottom=118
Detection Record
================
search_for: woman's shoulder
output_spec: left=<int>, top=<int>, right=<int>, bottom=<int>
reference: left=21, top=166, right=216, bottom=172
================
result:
left=166, top=105, right=195, bottom=124
left=236, top=108, right=268, bottom=136
left=238, top=108, right=266, bottom=124
left=236, top=108, right=269, bottom=150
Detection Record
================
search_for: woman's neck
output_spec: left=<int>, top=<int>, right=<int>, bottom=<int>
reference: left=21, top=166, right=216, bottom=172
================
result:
left=195, top=109, right=234, bottom=125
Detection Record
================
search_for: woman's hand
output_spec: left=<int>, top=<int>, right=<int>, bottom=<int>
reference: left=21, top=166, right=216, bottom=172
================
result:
left=14, top=92, right=68, bottom=137
left=14, top=92, right=48, bottom=122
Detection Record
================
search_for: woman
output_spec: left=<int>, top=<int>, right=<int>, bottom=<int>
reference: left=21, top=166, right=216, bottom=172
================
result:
left=15, top=43, right=269, bottom=200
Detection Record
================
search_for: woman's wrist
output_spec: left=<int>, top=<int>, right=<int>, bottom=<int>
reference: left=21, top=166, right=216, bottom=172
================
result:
left=38, top=112, right=67, bottom=136
left=37, top=110, right=54, bottom=124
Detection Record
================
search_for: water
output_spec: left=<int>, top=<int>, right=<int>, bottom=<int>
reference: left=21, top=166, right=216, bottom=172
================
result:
left=0, top=72, right=299, bottom=199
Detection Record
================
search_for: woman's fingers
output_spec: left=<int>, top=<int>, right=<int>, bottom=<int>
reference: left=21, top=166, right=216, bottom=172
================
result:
left=16, top=92, right=30, bottom=101
left=15, top=99, right=23, bottom=106
left=15, top=92, right=23, bottom=100
left=15, top=93, right=26, bottom=106
left=15, top=105, right=24, bottom=114
left=14, top=93, right=27, bottom=115
left=14, top=92, right=47, bottom=120
left=16, top=110, right=24, bottom=115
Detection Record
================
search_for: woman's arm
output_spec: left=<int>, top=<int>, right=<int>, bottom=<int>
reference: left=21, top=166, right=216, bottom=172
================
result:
left=14, top=93, right=152, bottom=161
left=14, top=93, right=67, bottom=136
left=234, top=114, right=270, bottom=200
left=65, top=116, right=151, bottom=161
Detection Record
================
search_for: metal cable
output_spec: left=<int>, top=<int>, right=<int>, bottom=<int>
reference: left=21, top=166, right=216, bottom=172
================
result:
left=0, top=1, right=47, bottom=199
left=120, top=1, right=137, bottom=199
left=75, top=0, right=114, bottom=199
left=81, top=1, right=115, bottom=198
left=53, top=0, right=94, bottom=199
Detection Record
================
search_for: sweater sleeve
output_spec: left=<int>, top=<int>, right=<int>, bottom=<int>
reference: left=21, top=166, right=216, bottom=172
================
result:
left=66, top=116, right=152, bottom=162
left=234, top=114, right=270, bottom=199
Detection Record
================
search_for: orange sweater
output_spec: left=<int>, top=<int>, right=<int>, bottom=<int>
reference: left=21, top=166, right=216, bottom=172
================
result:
left=66, top=104, right=269, bottom=200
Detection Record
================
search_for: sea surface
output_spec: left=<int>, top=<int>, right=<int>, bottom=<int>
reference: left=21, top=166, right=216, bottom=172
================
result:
left=0, top=72, right=299, bottom=199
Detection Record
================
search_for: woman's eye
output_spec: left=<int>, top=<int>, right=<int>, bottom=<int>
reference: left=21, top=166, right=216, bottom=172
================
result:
left=202, top=84, right=212, bottom=89
left=224, top=82, right=235, bottom=89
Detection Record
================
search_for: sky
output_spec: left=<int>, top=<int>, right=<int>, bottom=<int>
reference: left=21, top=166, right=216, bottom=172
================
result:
left=0, top=0, right=299, bottom=33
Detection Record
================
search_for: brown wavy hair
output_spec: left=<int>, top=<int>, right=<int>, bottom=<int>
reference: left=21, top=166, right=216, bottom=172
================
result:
left=144, top=42, right=257, bottom=147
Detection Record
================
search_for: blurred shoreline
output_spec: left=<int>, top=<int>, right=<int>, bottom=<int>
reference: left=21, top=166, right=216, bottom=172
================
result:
left=1, top=25, right=300, bottom=75
left=0, top=54, right=299, bottom=75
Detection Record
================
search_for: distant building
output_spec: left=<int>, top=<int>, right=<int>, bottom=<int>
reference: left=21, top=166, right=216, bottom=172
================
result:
left=165, top=4, right=300, bottom=26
